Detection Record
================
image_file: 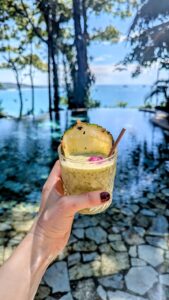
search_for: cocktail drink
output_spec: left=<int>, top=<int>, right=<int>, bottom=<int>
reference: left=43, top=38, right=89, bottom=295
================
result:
left=58, top=121, right=122, bottom=215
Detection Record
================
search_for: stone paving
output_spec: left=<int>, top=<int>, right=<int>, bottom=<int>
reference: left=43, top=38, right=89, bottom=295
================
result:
left=0, top=182, right=169, bottom=299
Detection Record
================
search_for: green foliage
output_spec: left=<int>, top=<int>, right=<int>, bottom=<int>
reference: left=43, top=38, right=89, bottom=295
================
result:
left=0, top=100, right=4, bottom=117
left=92, top=25, right=119, bottom=43
left=116, top=101, right=128, bottom=108
left=85, top=98, right=100, bottom=108
left=60, top=97, right=68, bottom=105
left=125, top=0, right=169, bottom=70
left=124, top=0, right=169, bottom=108
left=140, top=103, right=153, bottom=109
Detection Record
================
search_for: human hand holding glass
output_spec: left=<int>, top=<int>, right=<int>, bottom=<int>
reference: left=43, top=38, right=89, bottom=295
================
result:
left=0, top=160, right=110, bottom=300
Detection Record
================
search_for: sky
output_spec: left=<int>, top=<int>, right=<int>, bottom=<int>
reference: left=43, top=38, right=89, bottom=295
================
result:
left=0, top=9, right=161, bottom=86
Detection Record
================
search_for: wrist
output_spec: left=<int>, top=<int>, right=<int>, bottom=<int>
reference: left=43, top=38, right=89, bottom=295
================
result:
left=28, top=223, right=58, bottom=272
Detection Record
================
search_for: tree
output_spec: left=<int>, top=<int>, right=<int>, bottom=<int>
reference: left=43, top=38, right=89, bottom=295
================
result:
left=124, top=0, right=169, bottom=109
left=0, top=0, right=47, bottom=118
left=72, top=0, right=137, bottom=108
left=0, top=0, right=138, bottom=118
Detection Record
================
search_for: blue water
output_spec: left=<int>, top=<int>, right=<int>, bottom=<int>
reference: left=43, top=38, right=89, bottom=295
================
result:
left=0, top=85, right=151, bottom=117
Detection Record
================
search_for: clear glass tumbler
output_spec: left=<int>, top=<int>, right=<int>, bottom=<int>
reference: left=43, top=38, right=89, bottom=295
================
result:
left=58, top=145, right=117, bottom=214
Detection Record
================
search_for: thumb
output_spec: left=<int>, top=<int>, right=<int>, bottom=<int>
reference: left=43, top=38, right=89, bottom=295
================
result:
left=61, top=191, right=111, bottom=215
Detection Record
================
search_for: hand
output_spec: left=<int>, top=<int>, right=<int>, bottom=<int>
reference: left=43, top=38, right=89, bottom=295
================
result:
left=30, top=160, right=110, bottom=264
left=0, top=160, right=110, bottom=300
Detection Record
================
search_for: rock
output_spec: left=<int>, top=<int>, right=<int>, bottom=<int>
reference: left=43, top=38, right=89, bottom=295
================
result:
left=122, top=230, right=144, bottom=245
left=0, top=223, right=12, bottom=231
left=134, top=228, right=145, bottom=238
left=99, top=244, right=113, bottom=254
left=13, top=219, right=34, bottom=232
left=72, top=279, right=98, bottom=300
left=125, top=266, right=158, bottom=295
left=35, top=286, right=50, bottom=299
left=136, top=215, right=151, bottom=228
left=146, top=236, right=168, bottom=250
left=131, top=258, right=147, bottom=267
left=4, top=246, right=13, bottom=261
left=148, top=215, right=168, bottom=236
left=165, top=210, right=169, bottom=217
left=111, top=226, right=121, bottom=233
left=147, top=283, right=168, bottom=300
left=82, top=252, right=99, bottom=262
left=138, top=245, right=164, bottom=267
left=135, top=197, right=149, bottom=204
left=74, top=216, right=99, bottom=228
left=44, top=262, right=70, bottom=293
left=159, top=274, right=169, bottom=286
left=26, top=191, right=41, bottom=203
left=98, top=274, right=124, bottom=289
left=59, top=293, right=73, bottom=300
left=100, top=220, right=110, bottom=229
left=0, top=246, right=4, bottom=265
left=110, top=241, right=127, bottom=252
left=85, top=227, right=107, bottom=244
left=57, top=248, right=69, bottom=261
left=8, top=233, right=25, bottom=246
left=72, top=241, right=97, bottom=252
left=140, top=209, right=156, bottom=217
left=107, top=291, right=148, bottom=300
left=0, top=174, right=6, bottom=185
left=129, top=246, right=137, bottom=257
left=0, top=208, right=4, bottom=215
left=121, top=207, right=133, bottom=216
left=68, top=235, right=77, bottom=245
left=4, top=181, right=23, bottom=193
left=97, top=285, right=107, bottom=300
left=108, top=234, right=121, bottom=242
left=101, top=252, right=129, bottom=275
left=165, top=251, right=169, bottom=260
left=69, top=261, right=101, bottom=280
left=147, top=193, right=155, bottom=200
left=73, top=229, right=84, bottom=239
left=69, top=252, right=129, bottom=280
left=162, top=188, right=169, bottom=197
left=0, top=238, right=5, bottom=246
left=68, top=253, right=81, bottom=267
left=131, top=204, right=140, bottom=213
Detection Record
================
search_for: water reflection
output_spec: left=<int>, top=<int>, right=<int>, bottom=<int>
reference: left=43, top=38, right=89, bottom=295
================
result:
left=0, top=108, right=168, bottom=204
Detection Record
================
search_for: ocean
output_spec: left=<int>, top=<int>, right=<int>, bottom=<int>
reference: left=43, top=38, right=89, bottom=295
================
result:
left=0, top=85, right=152, bottom=117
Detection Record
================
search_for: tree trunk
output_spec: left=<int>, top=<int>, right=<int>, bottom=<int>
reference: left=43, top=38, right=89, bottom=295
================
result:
left=30, top=41, right=35, bottom=118
left=44, top=3, right=53, bottom=121
left=48, top=43, right=53, bottom=120
left=13, top=65, right=23, bottom=119
left=73, top=0, right=89, bottom=108
left=63, top=55, right=72, bottom=105
left=51, top=4, right=60, bottom=119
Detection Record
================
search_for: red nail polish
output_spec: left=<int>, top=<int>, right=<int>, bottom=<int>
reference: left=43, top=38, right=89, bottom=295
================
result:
left=100, top=192, right=110, bottom=202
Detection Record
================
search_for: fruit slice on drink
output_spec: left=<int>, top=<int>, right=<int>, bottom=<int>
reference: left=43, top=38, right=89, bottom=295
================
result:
left=59, top=120, right=117, bottom=215
left=61, top=120, right=113, bottom=157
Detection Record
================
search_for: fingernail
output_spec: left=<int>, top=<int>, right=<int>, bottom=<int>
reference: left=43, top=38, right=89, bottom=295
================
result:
left=100, top=192, right=110, bottom=202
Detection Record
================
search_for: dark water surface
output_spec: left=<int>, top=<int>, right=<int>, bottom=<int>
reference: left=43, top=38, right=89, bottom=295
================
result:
left=0, top=108, right=168, bottom=205
left=0, top=108, right=169, bottom=300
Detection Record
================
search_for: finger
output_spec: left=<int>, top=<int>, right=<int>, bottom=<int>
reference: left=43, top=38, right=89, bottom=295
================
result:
left=60, top=191, right=111, bottom=215
left=44, top=160, right=61, bottom=191
left=55, top=177, right=64, bottom=196
left=40, top=161, right=61, bottom=212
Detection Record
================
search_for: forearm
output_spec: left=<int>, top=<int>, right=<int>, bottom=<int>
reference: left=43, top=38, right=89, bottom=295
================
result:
left=0, top=230, right=54, bottom=300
